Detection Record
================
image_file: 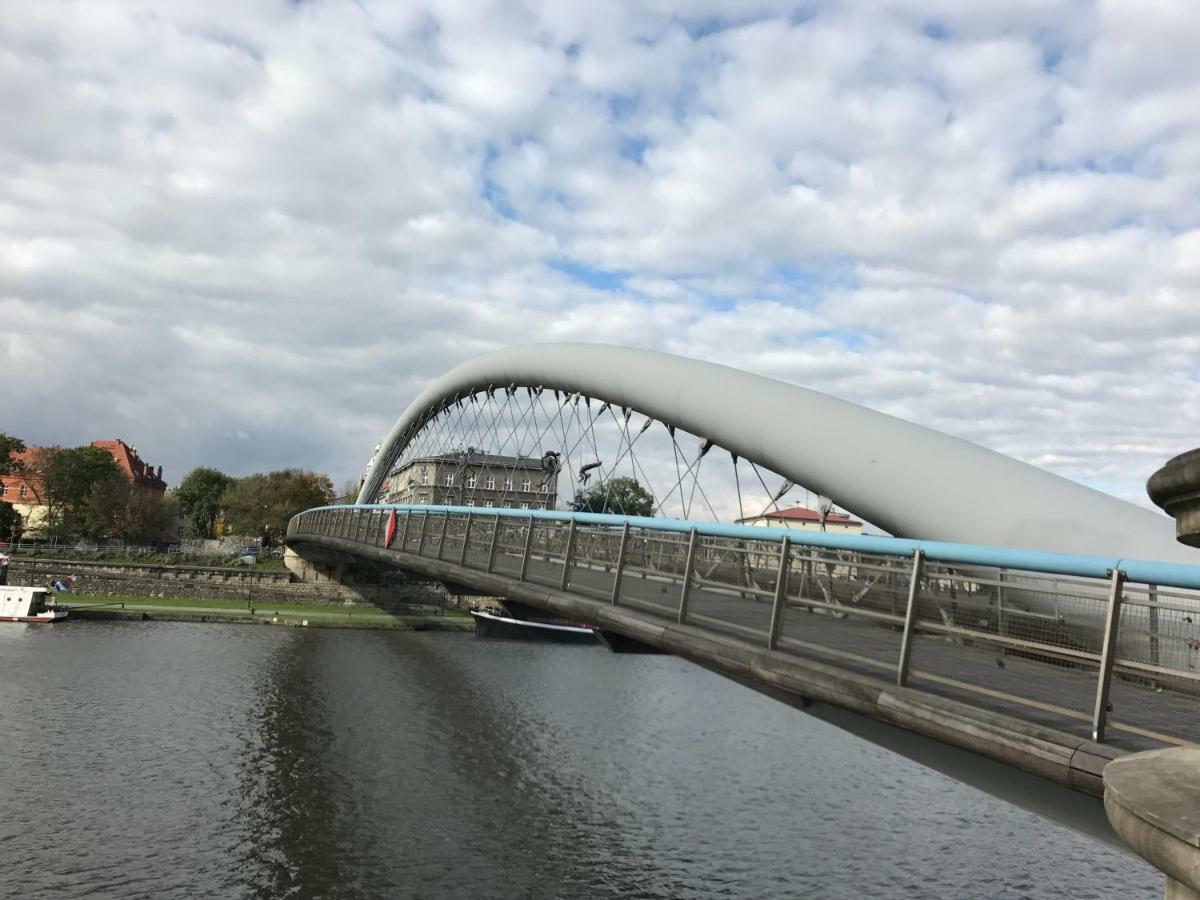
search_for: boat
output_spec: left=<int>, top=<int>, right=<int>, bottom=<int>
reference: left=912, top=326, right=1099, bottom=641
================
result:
left=0, top=586, right=69, bottom=623
left=469, top=608, right=597, bottom=644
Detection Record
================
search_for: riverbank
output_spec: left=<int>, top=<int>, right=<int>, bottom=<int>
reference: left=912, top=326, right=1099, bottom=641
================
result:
left=66, top=596, right=474, bottom=631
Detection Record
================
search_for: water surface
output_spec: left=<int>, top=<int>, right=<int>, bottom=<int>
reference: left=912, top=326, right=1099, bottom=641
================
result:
left=0, top=622, right=1158, bottom=898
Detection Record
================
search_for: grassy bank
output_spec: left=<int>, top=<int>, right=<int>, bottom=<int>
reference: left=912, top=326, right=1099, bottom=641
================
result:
left=67, top=595, right=474, bottom=631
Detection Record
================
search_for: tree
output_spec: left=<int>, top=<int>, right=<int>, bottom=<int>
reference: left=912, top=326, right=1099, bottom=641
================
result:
left=337, top=477, right=362, bottom=505
left=173, top=467, right=234, bottom=538
left=83, top=479, right=177, bottom=544
left=0, top=433, right=24, bottom=477
left=0, top=501, right=21, bottom=543
left=221, top=469, right=335, bottom=545
left=40, top=446, right=122, bottom=539
left=571, top=476, right=655, bottom=517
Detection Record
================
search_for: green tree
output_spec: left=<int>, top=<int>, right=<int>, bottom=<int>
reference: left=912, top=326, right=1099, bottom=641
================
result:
left=570, top=476, right=655, bottom=517
left=0, top=501, right=22, bottom=543
left=83, top=479, right=177, bottom=544
left=173, top=467, right=234, bottom=538
left=221, top=469, right=335, bottom=545
left=41, top=446, right=122, bottom=539
left=0, top=433, right=25, bottom=476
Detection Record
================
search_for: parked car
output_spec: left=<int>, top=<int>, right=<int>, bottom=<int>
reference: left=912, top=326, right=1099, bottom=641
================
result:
left=236, top=545, right=261, bottom=557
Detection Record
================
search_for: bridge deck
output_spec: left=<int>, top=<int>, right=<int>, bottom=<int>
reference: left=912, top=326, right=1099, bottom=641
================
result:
left=288, top=507, right=1200, bottom=761
left=500, top=548, right=1187, bottom=753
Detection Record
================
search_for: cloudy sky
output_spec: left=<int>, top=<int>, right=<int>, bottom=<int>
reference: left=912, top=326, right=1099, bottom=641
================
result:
left=2, top=0, right=1197, bottom=505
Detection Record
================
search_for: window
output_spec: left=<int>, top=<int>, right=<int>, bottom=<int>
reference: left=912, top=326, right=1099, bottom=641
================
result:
left=465, top=475, right=476, bottom=489
left=540, top=482, right=549, bottom=494
left=443, top=473, right=454, bottom=487
left=19, top=484, right=28, bottom=498
left=419, top=469, right=428, bottom=485
left=0, top=483, right=6, bottom=497
left=484, top=477, right=495, bottom=490
left=484, top=500, right=494, bottom=508
left=520, top=502, right=530, bottom=510
left=520, top=478, right=531, bottom=492
left=502, top=478, right=512, bottom=491
left=466, top=499, right=475, bottom=507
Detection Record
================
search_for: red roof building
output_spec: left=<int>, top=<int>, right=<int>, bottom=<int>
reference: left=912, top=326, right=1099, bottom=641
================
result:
left=91, top=440, right=166, bottom=493
left=736, top=505, right=864, bottom=534
left=1, top=439, right=166, bottom=506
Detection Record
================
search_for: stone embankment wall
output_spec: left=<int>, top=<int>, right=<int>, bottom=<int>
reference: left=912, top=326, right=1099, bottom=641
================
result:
left=6, top=558, right=457, bottom=609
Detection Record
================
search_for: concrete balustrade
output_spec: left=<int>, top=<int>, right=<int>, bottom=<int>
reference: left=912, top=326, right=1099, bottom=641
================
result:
left=1105, top=747, right=1200, bottom=899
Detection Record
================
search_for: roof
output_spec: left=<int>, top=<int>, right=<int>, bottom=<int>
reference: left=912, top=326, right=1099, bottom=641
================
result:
left=393, top=451, right=552, bottom=472
left=92, top=440, right=167, bottom=491
left=737, top=506, right=863, bottom=526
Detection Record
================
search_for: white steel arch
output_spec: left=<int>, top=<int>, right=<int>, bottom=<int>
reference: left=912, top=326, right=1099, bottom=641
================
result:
left=359, top=343, right=1189, bottom=563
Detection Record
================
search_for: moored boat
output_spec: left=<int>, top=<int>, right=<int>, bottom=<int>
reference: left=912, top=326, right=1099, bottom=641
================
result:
left=469, top=608, right=597, bottom=644
left=0, top=586, right=69, bottom=623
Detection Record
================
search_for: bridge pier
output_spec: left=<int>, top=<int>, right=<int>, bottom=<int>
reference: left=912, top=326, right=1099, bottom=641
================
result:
left=283, top=545, right=491, bottom=610
left=1105, top=747, right=1200, bottom=899
left=283, top=547, right=339, bottom=583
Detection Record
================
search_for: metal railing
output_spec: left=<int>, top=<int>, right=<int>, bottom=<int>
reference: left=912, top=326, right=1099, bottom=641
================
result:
left=287, top=504, right=1200, bottom=749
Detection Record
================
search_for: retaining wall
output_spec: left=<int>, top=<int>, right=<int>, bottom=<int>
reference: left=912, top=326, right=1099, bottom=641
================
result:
left=6, top=558, right=458, bottom=609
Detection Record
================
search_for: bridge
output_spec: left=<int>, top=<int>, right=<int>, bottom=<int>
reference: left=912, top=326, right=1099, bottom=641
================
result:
left=285, top=343, right=1200, bottom=858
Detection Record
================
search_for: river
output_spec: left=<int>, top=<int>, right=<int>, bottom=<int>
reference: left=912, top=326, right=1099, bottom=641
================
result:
left=0, top=622, right=1158, bottom=898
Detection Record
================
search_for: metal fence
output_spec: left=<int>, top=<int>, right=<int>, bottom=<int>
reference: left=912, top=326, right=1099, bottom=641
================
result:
left=287, top=505, right=1200, bottom=750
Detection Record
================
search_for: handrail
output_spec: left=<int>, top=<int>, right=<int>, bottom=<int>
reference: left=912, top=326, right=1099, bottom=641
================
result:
left=288, top=503, right=1200, bottom=592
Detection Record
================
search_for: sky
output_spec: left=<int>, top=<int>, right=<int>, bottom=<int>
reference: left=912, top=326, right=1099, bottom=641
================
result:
left=2, top=0, right=1198, bottom=507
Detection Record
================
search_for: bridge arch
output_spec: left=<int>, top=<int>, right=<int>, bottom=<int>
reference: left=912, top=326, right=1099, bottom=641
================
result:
left=360, top=343, right=1186, bottom=562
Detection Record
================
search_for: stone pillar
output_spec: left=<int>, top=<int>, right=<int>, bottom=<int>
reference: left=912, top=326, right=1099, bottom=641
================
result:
left=1148, top=449, right=1200, bottom=547
left=283, top=547, right=329, bottom=583
left=1104, top=746, right=1200, bottom=898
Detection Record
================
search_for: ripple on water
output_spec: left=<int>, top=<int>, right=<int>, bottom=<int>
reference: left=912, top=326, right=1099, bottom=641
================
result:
left=0, top=623, right=1162, bottom=899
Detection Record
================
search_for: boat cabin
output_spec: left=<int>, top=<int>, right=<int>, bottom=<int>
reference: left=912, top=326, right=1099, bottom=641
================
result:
left=0, top=586, right=66, bottom=622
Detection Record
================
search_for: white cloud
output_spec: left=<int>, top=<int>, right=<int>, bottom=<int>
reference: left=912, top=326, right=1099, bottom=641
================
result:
left=1, top=0, right=1198, bottom=516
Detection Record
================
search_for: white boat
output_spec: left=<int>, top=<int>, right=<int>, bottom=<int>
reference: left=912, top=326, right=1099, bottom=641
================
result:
left=0, top=586, right=69, bottom=623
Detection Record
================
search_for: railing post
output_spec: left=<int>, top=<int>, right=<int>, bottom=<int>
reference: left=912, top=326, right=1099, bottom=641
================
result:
left=459, top=512, right=473, bottom=567
left=1093, top=567, right=1127, bottom=743
left=1148, top=583, right=1160, bottom=670
left=398, top=511, right=411, bottom=549
left=559, top=520, right=578, bottom=591
left=767, top=536, right=791, bottom=650
left=416, top=512, right=429, bottom=556
left=436, top=514, right=450, bottom=559
left=519, top=515, right=535, bottom=581
left=677, top=528, right=699, bottom=625
left=610, top=523, right=630, bottom=605
left=996, top=569, right=1006, bottom=645
left=896, top=549, right=925, bottom=687
left=487, top=516, right=501, bottom=573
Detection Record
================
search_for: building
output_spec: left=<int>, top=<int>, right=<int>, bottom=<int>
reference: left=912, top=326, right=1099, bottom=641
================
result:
left=736, top=505, right=864, bottom=535
left=1, top=439, right=167, bottom=536
left=379, top=450, right=559, bottom=511
left=91, top=440, right=167, bottom=493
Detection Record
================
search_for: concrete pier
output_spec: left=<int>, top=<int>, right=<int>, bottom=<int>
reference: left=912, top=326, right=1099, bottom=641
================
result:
left=1105, top=746, right=1200, bottom=898
left=1148, top=448, right=1200, bottom=548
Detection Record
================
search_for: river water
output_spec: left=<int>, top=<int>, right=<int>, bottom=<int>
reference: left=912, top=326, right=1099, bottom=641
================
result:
left=0, top=622, right=1158, bottom=899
